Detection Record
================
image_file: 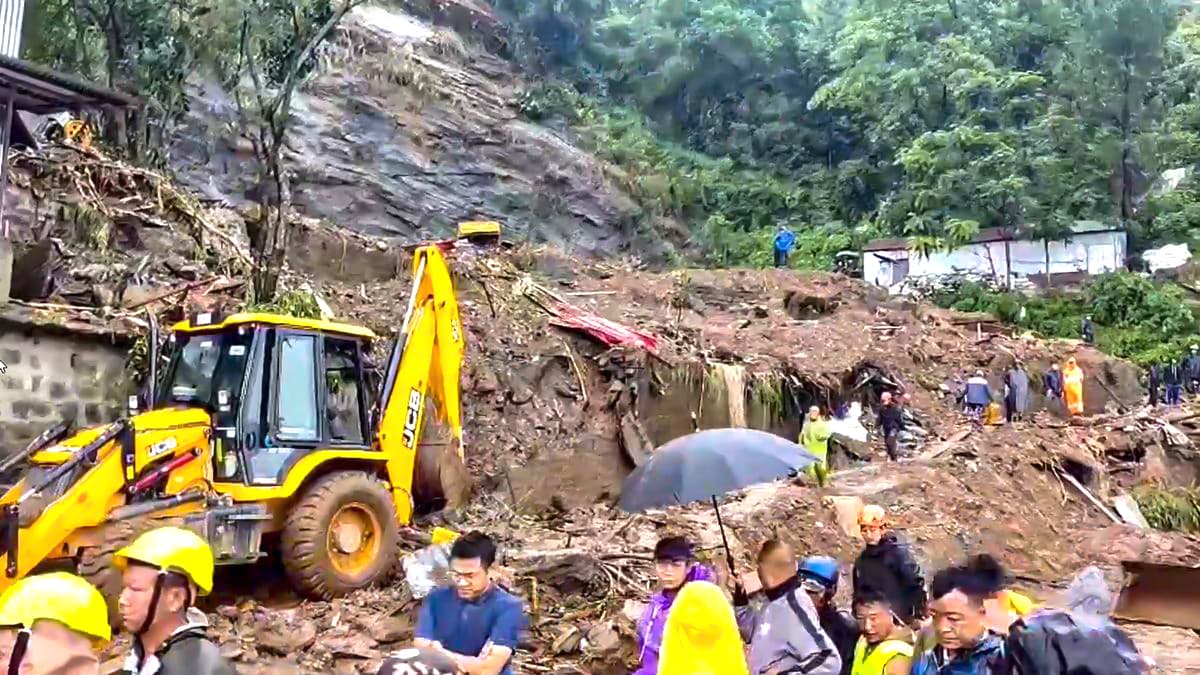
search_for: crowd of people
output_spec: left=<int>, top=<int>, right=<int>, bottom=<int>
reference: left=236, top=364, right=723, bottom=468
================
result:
left=627, top=505, right=1149, bottom=675
left=0, top=511, right=1151, bottom=674
left=1146, top=344, right=1200, bottom=407
left=949, top=358, right=1086, bottom=427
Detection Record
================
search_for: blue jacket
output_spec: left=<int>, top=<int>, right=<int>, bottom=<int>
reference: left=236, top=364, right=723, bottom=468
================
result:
left=911, top=632, right=1007, bottom=675
left=964, top=377, right=992, bottom=407
left=774, top=229, right=796, bottom=252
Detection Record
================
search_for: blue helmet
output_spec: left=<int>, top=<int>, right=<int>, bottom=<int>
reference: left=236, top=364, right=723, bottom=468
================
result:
left=798, top=556, right=840, bottom=592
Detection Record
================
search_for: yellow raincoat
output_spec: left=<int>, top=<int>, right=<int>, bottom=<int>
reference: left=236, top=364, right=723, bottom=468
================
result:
left=658, top=581, right=749, bottom=675
left=1062, top=358, right=1084, bottom=415
left=800, top=416, right=833, bottom=486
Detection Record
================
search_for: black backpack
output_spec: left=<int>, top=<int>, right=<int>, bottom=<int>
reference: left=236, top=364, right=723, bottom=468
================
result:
left=1005, top=610, right=1148, bottom=675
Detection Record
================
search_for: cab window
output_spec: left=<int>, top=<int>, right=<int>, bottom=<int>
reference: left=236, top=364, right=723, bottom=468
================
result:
left=274, top=333, right=319, bottom=442
left=325, top=337, right=366, bottom=445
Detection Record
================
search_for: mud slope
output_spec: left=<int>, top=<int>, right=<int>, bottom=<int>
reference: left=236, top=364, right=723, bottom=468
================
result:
left=169, top=2, right=658, bottom=258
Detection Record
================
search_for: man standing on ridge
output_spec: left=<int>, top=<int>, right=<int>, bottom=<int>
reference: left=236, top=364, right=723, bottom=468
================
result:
left=774, top=225, right=796, bottom=268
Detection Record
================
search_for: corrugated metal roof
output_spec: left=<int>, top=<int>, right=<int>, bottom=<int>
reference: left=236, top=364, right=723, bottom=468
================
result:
left=0, top=54, right=138, bottom=113
left=863, top=222, right=1122, bottom=252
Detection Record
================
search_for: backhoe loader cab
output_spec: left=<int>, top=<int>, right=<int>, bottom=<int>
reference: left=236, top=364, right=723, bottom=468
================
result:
left=0, top=245, right=466, bottom=607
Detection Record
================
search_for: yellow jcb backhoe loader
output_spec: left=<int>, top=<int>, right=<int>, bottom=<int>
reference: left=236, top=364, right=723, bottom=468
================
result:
left=0, top=242, right=468, bottom=606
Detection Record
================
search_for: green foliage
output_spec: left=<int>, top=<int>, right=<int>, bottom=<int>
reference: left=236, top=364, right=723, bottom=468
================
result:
left=498, top=0, right=1200, bottom=258
left=245, top=288, right=323, bottom=319
left=933, top=272, right=1198, bottom=366
left=1135, top=485, right=1200, bottom=533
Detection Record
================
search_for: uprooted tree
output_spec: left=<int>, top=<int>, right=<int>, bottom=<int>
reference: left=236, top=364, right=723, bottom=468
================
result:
left=226, top=0, right=366, bottom=301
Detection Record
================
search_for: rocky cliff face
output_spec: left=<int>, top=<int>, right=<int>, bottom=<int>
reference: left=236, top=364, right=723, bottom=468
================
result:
left=169, top=1, right=653, bottom=259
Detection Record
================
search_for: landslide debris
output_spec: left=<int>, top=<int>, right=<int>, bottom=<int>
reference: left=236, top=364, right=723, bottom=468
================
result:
left=6, top=145, right=1199, bottom=673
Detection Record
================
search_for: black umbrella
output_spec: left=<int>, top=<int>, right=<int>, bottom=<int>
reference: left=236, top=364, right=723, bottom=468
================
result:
left=619, top=428, right=818, bottom=572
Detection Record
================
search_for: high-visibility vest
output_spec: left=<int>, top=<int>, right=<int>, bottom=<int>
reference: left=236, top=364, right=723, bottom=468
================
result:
left=851, top=637, right=914, bottom=675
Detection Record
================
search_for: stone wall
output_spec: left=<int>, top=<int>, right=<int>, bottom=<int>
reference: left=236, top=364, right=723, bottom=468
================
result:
left=0, top=321, right=131, bottom=449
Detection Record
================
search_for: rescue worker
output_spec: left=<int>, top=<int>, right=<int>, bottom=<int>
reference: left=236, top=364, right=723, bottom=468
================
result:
left=115, top=527, right=235, bottom=675
left=910, top=561, right=1007, bottom=675
left=1062, top=357, right=1084, bottom=416
left=878, top=393, right=904, bottom=461
left=963, top=371, right=992, bottom=424
left=1042, top=363, right=1064, bottom=411
left=734, top=540, right=841, bottom=675
left=800, top=405, right=834, bottom=487
left=849, top=588, right=913, bottom=675
left=1003, top=363, right=1029, bottom=423
left=773, top=225, right=796, bottom=268
left=799, top=556, right=859, bottom=675
left=851, top=506, right=926, bottom=628
left=1185, top=345, right=1200, bottom=395
left=1080, top=316, right=1095, bottom=345
left=634, top=536, right=713, bottom=675
left=0, top=572, right=110, bottom=675
left=659, top=581, right=749, bottom=674
left=1165, top=359, right=1184, bottom=407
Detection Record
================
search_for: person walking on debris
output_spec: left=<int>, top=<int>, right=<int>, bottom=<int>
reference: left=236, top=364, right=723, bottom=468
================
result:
left=852, top=506, right=926, bottom=630
left=799, top=556, right=859, bottom=675
left=634, top=536, right=713, bottom=675
left=909, top=561, right=1008, bottom=675
left=1002, top=363, right=1029, bottom=423
left=414, top=532, right=528, bottom=675
left=1165, top=359, right=1184, bottom=407
left=660, top=581, right=749, bottom=674
left=0, top=572, right=110, bottom=675
left=801, top=405, right=834, bottom=487
left=734, top=540, right=841, bottom=675
left=1148, top=363, right=1162, bottom=407
left=774, top=225, right=796, bottom=268
left=1185, top=345, right=1200, bottom=395
left=849, top=588, right=914, bottom=675
left=963, top=371, right=992, bottom=425
left=878, top=393, right=904, bottom=461
left=1062, top=358, right=1085, bottom=416
left=116, top=527, right=235, bottom=675
left=1042, top=363, right=1064, bottom=412
left=1081, top=316, right=1095, bottom=345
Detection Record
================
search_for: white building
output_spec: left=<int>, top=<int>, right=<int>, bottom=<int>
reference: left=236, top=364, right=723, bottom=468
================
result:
left=862, top=222, right=1127, bottom=293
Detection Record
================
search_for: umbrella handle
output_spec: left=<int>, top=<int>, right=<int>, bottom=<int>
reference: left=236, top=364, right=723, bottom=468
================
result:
left=711, top=495, right=737, bottom=578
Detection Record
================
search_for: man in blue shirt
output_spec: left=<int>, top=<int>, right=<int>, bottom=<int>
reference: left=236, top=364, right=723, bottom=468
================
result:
left=415, top=531, right=528, bottom=675
left=773, top=226, right=796, bottom=268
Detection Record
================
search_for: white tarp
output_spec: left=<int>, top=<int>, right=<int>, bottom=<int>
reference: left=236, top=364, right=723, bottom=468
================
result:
left=1143, top=243, right=1191, bottom=272
left=828, top=401, right=868, bottom=442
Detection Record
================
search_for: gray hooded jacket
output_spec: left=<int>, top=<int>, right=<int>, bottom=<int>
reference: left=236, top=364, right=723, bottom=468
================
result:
left=735, top=577, right=841, bottom=675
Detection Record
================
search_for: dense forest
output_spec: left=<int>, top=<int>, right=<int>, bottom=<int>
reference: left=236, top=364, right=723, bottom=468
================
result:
left=495, top=0, right=1200, bottom=268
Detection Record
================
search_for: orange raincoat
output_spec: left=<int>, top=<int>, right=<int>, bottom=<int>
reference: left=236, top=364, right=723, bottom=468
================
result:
left=1062, top=358, right=1084, bottom=415
left=658, top=581, right=749, bottom=675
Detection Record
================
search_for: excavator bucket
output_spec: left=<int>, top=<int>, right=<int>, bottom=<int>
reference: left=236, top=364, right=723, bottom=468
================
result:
left=456, top=221, right=502, bottom=246
left=1114, top=560, right=1200, bottom=630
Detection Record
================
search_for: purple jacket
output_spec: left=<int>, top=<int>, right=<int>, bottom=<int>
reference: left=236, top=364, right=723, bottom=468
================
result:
left=633, top=564, right=714, bottom=675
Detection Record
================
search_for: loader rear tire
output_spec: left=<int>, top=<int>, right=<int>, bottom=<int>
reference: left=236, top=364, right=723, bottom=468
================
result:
left=282, top=471, right=399, bottom=599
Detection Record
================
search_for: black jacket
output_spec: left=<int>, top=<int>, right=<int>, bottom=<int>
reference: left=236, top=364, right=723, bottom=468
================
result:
left=878, top=405, right=904, bottom=434
left=123, top=624, right=236, bottom=675
left=1043, top=370, right=1063, bottom=397
left=818, top=605, right=860, bottom=675
left=852, top=532, right=927, bottom=624
left=1165, top=363, right=1184, bottom=386
left=1185, top=354, right=1200, bottom=379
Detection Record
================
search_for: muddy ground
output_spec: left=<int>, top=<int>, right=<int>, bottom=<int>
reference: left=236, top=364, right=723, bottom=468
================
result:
left=3, top=149, right=1200, bottom=672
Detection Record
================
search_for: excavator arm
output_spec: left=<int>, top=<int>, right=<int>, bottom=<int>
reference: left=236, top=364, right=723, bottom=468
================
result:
left=374, top=245, right=466, bottom=521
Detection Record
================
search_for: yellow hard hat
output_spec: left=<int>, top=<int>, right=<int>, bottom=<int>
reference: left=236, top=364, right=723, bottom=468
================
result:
left=0, top=572, right=111, bottom=642
left=858, top=504, right=887, bottom=527
left=115, top=527, right=214, bottom=595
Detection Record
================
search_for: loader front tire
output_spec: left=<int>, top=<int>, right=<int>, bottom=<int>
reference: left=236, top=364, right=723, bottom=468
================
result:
left=282, top=471, right=399, bottom=599
left=77, top=519, right=140, bottom=627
